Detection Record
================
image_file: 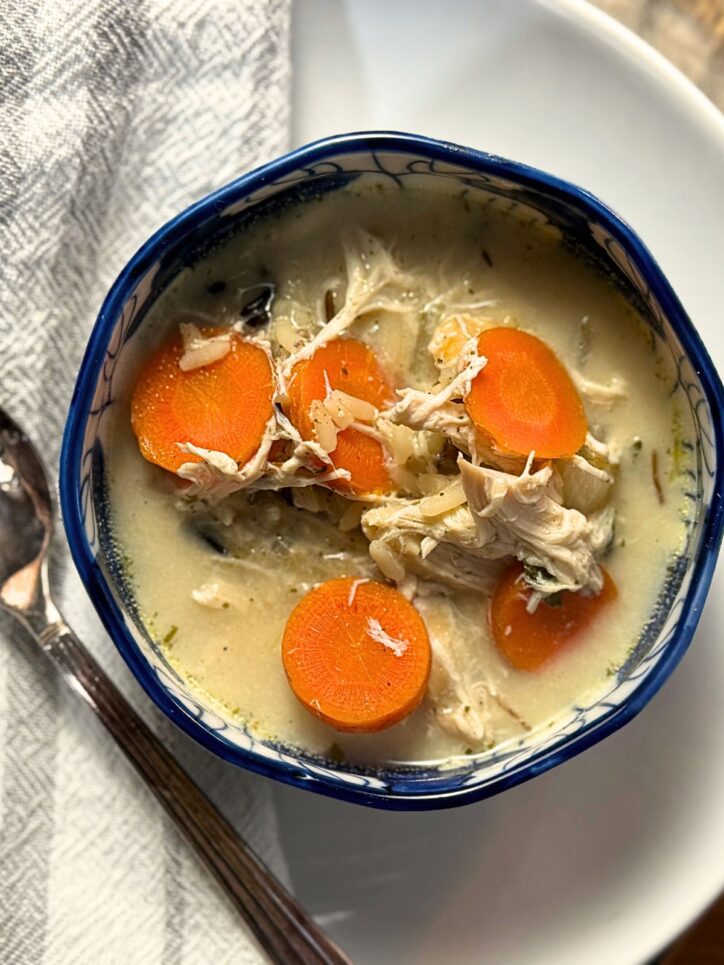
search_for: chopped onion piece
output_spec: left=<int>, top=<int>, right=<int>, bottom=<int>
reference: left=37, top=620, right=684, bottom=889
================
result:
left=366, top=617, right=408, bottom=657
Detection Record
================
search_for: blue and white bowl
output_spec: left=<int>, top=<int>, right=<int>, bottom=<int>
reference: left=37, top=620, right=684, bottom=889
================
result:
left=60, top=132, right=724, bottom=810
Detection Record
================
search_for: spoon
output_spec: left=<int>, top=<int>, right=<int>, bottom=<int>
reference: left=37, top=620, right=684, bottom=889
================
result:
left=0, top=408, right=350, bottom=965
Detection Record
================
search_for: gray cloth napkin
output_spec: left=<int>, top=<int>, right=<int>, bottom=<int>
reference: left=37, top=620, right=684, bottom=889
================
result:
left=0, top=1, right=292, bottom=961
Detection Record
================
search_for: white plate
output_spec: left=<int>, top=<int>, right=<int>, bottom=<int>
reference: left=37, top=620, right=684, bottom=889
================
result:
left=271, top=1, right=724, bottom=963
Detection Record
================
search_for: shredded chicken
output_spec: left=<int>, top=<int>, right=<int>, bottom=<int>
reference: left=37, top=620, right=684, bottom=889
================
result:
left=381, top=337, right=487, bottom=458
left=177, top=240, right=495, bottom=502
left=408, top=541, right=504, bottom=592
left=176, top=430, right=275, bottom=501
left=414, top=596, right=491, bottom=746
left=177, top=407, right=349, bottom=501
left=281, top=230, right=417, bottom=379
left=178, top=323, right=231, bottom=371
left=362, top=450, right=614, bottom=596
left=383, top=397, right=475, bottom=455
left=363, top=496, right=481, bottom=557
left=428, top=314, right=492, bottom=373
left=459, top=455, right=613, bottom=594
left=393, top=336, right=486, bottom=418
left=366, top=618, right=408, bottom=657
left=375, top=420, right=446, bottom=494
left=362, top=492, right=500, bottom=592
left=175, top=329, right=360, bottom=500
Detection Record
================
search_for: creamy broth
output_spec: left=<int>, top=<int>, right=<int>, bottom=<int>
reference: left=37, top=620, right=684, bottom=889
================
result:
left=108, top=185, right=692, bottom=766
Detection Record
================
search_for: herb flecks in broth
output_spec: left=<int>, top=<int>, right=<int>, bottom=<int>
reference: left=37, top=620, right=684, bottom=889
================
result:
left=111, top=186, right=691, bottom=766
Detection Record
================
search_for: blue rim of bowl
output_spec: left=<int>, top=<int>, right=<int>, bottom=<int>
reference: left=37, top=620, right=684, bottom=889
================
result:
left=60, top=131, right=724, bottom=810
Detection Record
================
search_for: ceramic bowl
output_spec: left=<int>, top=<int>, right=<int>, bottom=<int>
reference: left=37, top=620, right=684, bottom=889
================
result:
left=60, top=132, right=724, bottom=809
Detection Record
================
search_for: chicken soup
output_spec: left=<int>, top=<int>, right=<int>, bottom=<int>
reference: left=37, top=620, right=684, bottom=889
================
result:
left=107, top=184, right=693, bottom=767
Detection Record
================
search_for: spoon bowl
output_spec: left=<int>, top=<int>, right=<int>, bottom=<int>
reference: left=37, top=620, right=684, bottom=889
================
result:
left=0, top=410, right=53, bottom=622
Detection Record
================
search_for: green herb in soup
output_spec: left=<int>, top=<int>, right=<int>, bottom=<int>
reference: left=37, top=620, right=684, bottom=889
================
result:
left=107, top=185, right=691, bottom=767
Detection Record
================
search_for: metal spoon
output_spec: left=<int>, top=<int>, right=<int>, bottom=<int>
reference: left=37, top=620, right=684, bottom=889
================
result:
left=0, top=408, right=350, bottom=965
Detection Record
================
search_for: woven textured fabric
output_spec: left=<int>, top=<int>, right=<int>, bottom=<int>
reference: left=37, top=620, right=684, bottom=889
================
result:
left=0, top=1, right=292, bottom=961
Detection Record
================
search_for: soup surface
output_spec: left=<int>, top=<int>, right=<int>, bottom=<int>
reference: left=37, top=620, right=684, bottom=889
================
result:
left=108, top=183, right=692, bottom=767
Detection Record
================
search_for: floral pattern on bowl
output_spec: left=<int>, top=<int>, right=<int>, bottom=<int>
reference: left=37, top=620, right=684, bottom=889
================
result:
left=60, top=132, right=724, bottom=809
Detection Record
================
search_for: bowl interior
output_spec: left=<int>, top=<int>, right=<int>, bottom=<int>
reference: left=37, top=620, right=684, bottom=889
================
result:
left=63, top=137, right=721, bottom=808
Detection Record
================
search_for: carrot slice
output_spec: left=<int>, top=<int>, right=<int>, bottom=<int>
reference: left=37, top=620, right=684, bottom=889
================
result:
left=286, top=338, right=394, bottom=494
left=489, top=563, right=617, bottom=672
left=131, top=328, right=274, bottom=473
left=282, top=577, right=432, bottom=733
left=465, top=327, right=587, bottom=458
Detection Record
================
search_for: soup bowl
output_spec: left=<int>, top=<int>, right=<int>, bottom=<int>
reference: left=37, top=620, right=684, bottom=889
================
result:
left=60, top=132, right=724, bottom=810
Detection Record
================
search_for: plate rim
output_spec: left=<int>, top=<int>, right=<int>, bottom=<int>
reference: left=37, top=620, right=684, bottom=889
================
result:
left=288, top=2, right=724, bottom=959
left=540, top=2, right=724, bottom=954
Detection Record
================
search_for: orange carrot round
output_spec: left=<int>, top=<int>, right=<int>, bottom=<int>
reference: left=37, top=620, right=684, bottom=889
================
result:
left=465, top=327, right=587, bottom=458
left=489, top=562, right=618, bottom=672
left=286, top=338, right=394, bottom=495
left=131, top=328, right=274, bottom=473
left=282, top=577, right=431, bottom=733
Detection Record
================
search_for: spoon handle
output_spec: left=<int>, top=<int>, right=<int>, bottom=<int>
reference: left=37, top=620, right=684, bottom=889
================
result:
left=37, top=618, right=351, bottom=965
